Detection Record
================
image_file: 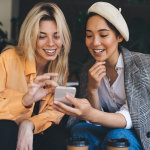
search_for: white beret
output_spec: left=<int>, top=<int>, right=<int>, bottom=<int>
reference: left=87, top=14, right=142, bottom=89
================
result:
left=88, top=2, right=129, bottom=41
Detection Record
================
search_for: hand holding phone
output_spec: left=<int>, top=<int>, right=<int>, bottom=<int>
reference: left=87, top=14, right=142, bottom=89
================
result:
left=54, top=86, right=76, bottom=106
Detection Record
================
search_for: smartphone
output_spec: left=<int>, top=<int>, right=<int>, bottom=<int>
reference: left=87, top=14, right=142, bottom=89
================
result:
left=54, top=86, right=76, bottom=106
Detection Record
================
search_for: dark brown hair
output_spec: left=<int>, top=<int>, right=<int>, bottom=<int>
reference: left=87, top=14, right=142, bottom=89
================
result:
left=85, top=12, right=122, bottom=52
left=85, top=12, right=121, bottom=37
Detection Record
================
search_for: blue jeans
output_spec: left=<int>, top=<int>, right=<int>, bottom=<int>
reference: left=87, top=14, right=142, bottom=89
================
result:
left=70, top=122, right=142, bottom=150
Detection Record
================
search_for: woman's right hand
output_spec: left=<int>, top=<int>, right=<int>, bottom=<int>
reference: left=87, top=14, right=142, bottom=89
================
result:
left=22, top=73, right=58, bottom=107
left=88, top=61, right=106, bottom=91
left=53, top=95, right=95, bottom=121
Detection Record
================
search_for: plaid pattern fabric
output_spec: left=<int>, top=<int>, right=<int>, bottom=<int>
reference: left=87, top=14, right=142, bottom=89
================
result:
left=67, top=46, right=150, bottom=150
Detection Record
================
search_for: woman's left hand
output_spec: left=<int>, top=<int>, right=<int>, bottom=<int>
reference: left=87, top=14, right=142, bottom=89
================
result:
left=16, top=120, right=34, bottom=150
left=53, top=95, right=95, bottom=121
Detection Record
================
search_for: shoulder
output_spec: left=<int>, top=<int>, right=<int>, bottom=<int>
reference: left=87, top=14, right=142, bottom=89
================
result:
left=0, top=49, right=24, bottom=68
left=121, top=46, right=150, bottom=70
left=130, top=51, right=150, bottom=70
left=130, top=51, right=150, bottom=61
left=0, top=48, right=19, bottom=60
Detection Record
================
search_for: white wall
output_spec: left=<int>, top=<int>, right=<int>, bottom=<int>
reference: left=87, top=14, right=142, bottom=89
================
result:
left=0, top=0, right=12, bottom=40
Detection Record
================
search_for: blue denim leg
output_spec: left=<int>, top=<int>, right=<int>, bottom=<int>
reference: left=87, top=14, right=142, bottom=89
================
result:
left=101, top=128, right=142, bottom=150
left=70, top=122, right=112, bottom=150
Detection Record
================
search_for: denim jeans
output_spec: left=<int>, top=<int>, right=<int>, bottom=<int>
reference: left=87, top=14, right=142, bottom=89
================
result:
left=70, top=122, right=142, bottom=150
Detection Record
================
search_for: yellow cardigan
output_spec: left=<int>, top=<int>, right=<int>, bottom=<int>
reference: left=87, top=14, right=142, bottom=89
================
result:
left=0, top=49, right=67, bottom=134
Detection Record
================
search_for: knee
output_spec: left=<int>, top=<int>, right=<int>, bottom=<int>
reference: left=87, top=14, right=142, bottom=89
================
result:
left=0, top=120, right=18, bottom=136
left=70, top=123, right=90, bottom=137
left=102, top=129, right=142, bottom=150
left=105, top=128, right=136, bottom=140
left=0, top=120, right=18, bottom=150
left=106, top=128, right=129, bottom=139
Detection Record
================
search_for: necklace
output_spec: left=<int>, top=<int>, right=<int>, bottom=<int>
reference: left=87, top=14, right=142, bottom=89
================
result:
left=106, top=68, right=119, bottom=82
left=106, top=74, right=111, bottom=81
left=106, top=70, right=117, bottom=82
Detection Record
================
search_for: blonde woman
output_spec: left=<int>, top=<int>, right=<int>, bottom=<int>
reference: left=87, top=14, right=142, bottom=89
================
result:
left=0, top=2, right=71, bottom=150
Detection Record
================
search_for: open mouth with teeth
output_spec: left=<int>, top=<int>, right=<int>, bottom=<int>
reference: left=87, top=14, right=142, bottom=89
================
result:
left=43, top=49, right=56, bottom=53
left=93, top=49, right=105, bottom=53
left=43, top=49, right=56, bottom=56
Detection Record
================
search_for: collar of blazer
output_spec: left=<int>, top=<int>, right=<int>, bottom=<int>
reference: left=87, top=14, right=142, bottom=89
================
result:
left=121, top=46, right=139, bottom=74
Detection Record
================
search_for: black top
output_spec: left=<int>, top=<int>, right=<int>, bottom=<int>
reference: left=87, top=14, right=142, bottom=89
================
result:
left=32, top=101, right=40, bottom=115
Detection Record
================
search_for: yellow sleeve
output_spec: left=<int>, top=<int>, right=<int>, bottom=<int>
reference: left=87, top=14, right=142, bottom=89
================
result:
left=0, top=54, right=32, bottom=120
left=27, top=70, right=69, bottom=134
left=27, top=104, right=64, bottom=134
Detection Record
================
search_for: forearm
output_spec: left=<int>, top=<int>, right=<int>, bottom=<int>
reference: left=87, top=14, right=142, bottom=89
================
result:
left=88, top=108, right=126, bottom=128
left=27, top=105, right=64, bottom=134
left=0, top=95, right=32, bottom=120
left=87, top=87, right=101, bottom=110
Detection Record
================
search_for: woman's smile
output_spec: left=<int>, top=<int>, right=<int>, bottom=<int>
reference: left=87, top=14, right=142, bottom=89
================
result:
left=93, top=49, right=105, bottom=56
left=43, top=48, right=57, bottom=55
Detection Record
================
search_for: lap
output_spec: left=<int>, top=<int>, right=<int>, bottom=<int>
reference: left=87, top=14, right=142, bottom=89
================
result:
left=0, top=120, right=69, bottom=150
left=102, top=128, right=142, bottom=150
left=33, top=124, right=69, bottom=150
left=71, top=122, right=112, bottom=139
left=0, top=120, right=19, bottom=150
left=71, top=123, right=111, bottom=150
left=0, top=120, right=19, bottom=138
left=71, top=123, right=142, bottom=150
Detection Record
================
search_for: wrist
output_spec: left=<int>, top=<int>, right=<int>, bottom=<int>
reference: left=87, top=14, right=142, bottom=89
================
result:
left=88, top=108, right=99, bottom=123
left=87, top=87, right=97, bottom=94
left=22, top=94, right=28, bottom=107
left=29, top=120, right=35, bottom=131
left=21, top=120, right=35, bottom=131
left=22, top=94, right=32, bottom=108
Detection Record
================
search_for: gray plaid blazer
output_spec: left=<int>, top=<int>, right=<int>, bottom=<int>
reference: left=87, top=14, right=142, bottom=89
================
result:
left=67, top=46, right=150, bottom=150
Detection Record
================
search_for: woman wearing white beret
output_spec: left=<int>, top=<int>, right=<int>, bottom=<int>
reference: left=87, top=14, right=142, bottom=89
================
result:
left=53, top=2, right=150, bottom=150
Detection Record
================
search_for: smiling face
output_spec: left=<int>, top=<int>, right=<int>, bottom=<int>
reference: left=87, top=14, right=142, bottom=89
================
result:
left=85, top=15, right=123, bottom=63
left=36, top=20, right=63, bottom=64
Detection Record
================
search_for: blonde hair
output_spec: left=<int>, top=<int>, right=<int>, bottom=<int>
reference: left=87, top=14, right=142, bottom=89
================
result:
left=4, top=2, right=71, bottom=86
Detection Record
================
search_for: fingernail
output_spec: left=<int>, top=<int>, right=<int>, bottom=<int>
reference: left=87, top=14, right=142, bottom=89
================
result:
left=75, top=98, right=77, bottom=100
left=54, top=101, right=58, bottom=104
left=66, top=94, right=70, bottom=98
